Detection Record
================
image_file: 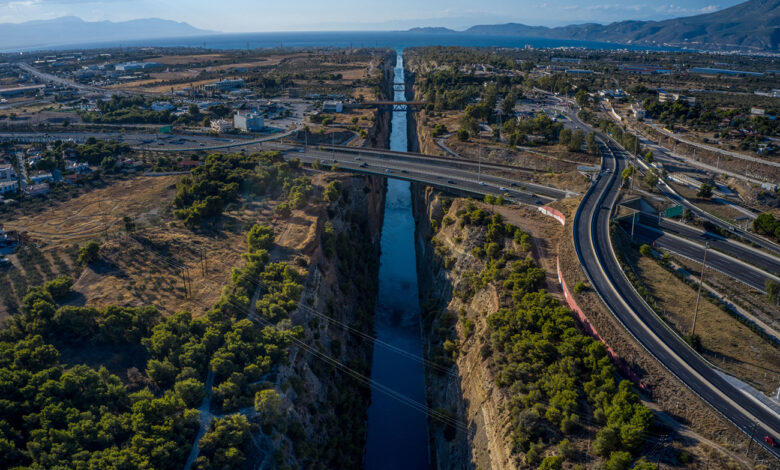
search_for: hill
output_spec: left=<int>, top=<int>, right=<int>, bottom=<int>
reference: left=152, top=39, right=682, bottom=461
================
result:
left=0, top=16, right=212, bottom=51
left=463, top=0, right=779, bottom=52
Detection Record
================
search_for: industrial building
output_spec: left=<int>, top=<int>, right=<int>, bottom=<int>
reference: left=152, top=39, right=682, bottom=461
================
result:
left=211, top=119, right=233, bottom=133
left=234, top=111, right=264, bottom=132
left=205, top=79, right=245, bottom=91
left=322, top=100, right=343, bottom=113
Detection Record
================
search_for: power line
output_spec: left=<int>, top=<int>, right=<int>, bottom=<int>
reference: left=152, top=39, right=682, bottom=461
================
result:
left=102, top=236, right=677, bottom=442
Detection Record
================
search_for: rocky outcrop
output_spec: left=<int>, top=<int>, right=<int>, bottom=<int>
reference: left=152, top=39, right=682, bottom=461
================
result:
left=413, top=189, right=517, bottom=470
left=271, top=173, right=385, bottom=468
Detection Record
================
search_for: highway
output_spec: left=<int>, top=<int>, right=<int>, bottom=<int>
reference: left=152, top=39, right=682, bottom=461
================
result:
left=635, top=214, right=780, bottom=274
left=272, top=143, right=572, bottom=200
left=280, top=148, right=559, bottom=206
left=574, top=139, right=780, bottom=459
left=624, top=221, right=779, bottom=292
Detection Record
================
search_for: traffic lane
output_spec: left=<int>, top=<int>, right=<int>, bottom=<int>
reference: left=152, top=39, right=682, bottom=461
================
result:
left=657, top=180, right=780, bottom=257
left=583, top=143, right=780, bottom=455
left=285, top=153, right=546, bottom=206
left=625, top=222, right=773, bottom=292
left=641, top=215, right=780, bottom=275
left=597, top=214, right=780, bottom=441
left=304, top=143, right=571, bottom=198
left=298, top=149, right=559, bottom=203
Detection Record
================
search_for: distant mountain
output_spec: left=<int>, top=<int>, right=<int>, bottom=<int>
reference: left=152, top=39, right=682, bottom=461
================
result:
left=0, top=16, right=213, bottom=51
left=406, top=27, right=455, bottom=34
left=463, top=0, right=779, bottom=52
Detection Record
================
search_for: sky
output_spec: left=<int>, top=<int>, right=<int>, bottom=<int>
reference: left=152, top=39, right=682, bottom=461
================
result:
left=0, top=0, right=745, bottom=31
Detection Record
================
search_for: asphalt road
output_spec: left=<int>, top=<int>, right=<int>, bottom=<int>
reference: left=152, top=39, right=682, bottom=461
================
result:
left=282, top=149, right=557, bottom=206
left=624, top=220, right=779, bottom=292
left=271, top=143, right=570, bottom=200
left=574, top=139, right=780, bottom=459
left=636, top=214, right=780, bottom=275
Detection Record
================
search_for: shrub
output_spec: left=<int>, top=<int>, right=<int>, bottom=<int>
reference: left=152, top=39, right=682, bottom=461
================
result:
left=77, top=241, right=100, bottom=264
left=456, top=128, right=470, bottom=141
left=639, top=244, right=653, bottom=257
left=539, top=455, right=563, bottom=470
left=247, top=224, right=275, bottom=251
left=324, top=180, right=343, bottom=203
left=605, top=450, right=633, bottom=470
left=44, top=275, right=73, bottom=300
left=573, top=281, right=587, bottom=293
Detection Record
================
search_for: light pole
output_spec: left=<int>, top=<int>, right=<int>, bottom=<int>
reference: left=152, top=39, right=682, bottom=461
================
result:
left=478, top=148, right=482, bottom=183
left=690, top=242, right=709, bottom=338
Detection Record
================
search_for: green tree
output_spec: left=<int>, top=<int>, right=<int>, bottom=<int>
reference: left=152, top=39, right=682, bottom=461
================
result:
left=175, top=377, right=206, bottom=407
left=644, top=169, right=659, bottom=190
left=766, top=279, right=780, bottom=305
left=586, top=131, right=599, bottom=155
left=605, top=451, right=633, bottom=470
left=644, top=151, right=654, bottom=163
left=559, top=128, right=572, bottom=146
left=324, top=180, right=343, bottom=203
left=78, top=240, right=100, bottom=264
left=457, top=128, right=470, bottom=141
left=697, top=183, right=713, bottom=199
left=539, top=455, right=563, bottom=470
left=594, top=426, right=620, bottom=456
left=44, top=275, right=73, bottom=300
left=568, top=129, right=585, bottom=152
left=247, top=225, right=274, bottom=251
left=255, top=389, right=284, bottom=426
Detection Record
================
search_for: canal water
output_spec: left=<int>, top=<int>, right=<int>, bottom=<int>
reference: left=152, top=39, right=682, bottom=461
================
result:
left=363, top=51, right=429, bottom=470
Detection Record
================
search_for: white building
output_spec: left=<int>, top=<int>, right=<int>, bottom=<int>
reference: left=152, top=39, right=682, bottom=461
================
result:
left=658, top=90, right=696, bottom=105
left=211, top=119, right=234, bottom=133
left=151, top=101, right=175, bottom=112
left=322, top=101, right=343, bottom=113
left=205, top=79, right=245, bottom=91
left=29, top=172, right=53, bottom=184
left=66, top=160, right=91, bottom=174
left=234, top=111, right=264, bottom=132
left=0, top=164, right=15, bottom=181
left=0, top=180, right=18, bottom=194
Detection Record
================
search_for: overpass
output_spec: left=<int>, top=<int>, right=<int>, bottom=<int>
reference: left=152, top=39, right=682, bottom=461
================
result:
left=345, top=101, right=426, bottom=112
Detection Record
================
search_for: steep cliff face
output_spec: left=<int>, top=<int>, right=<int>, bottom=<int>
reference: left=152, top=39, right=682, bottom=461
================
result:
left=269, top=173, right=385, bottom=468
left=267, top=52, right=394, bottom=467
left=365, top=51, right=396, bottom=150
left=414, top=189, right=517, bottom=470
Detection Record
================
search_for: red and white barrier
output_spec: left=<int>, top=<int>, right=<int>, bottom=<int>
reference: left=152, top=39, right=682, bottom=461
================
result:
left=556, top=257, right=648, bottom=393
left=538, top=206, right=566, bottom=225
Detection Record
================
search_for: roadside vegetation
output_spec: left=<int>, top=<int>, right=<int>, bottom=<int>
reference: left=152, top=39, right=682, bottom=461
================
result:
left=430, top=200, right=656, bottom=469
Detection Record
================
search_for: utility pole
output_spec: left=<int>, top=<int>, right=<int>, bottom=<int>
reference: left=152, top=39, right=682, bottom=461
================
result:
left=745, top=421, right=758, bottom=457
left=690, top=242, right=709, bottom=337
left=631, top=212, right=637, bottom=240
left=478, top=148, right=482, bottom=183
left=656, top=435, right=667, bottom=469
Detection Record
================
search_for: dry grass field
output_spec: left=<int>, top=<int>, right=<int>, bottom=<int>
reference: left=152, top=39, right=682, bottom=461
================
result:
left=615, top=231, right=780, bottom=393
left=4, top=175, right=179, bottom=248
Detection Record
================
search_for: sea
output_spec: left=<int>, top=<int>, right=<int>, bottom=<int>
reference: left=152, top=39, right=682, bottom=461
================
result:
left=7, top=31, right=679, bottom=53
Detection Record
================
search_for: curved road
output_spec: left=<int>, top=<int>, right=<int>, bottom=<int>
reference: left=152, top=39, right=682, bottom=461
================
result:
left=574, top=139, right=780, bottom=459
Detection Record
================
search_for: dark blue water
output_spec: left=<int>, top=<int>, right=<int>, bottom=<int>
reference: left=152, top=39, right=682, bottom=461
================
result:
left=10, top=30, right=680, bottom=53
left=363, top=51, right=428, bottom=470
